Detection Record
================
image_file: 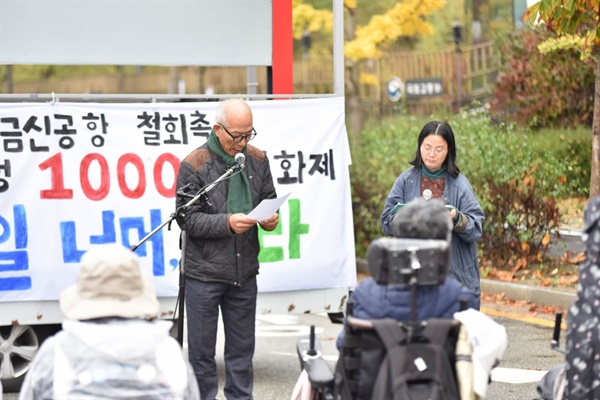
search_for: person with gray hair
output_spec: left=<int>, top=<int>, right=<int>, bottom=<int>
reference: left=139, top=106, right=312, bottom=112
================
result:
left=19, top=244, right=200, bottom=400
left=391, top=198, right=453, bottom=241
left=175, top=98, right=279, bottom=400
left=336, top=198, right=476, bottom=349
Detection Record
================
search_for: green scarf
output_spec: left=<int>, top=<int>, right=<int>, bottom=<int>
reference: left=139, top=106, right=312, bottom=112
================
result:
left=207, top=129, right=252, bottom=214
left=422, top=166, right=446, bottom=180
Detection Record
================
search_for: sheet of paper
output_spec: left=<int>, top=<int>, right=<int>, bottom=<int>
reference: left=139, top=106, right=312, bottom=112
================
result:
left=391, top=202, right=405, bottom=214
left=247, top=193, right=291, bottom=221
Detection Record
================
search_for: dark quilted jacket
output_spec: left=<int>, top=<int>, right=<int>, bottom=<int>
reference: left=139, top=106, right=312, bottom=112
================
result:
left=175, top=143, right=277, bottom=286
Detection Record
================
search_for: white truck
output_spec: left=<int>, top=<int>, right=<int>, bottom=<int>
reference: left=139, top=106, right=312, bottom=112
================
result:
left=0, top=97, right=355, bottom=391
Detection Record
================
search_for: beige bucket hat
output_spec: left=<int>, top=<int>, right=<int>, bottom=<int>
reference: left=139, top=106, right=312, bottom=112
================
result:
left=60, top=244, right=160, bottom=320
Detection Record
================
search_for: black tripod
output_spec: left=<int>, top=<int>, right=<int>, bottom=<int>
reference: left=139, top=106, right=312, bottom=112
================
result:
left=130, top=162, right=244, bottom=345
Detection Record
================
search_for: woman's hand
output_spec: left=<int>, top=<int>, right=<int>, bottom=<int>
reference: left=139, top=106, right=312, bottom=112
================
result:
left=448, top=207, right=457, bottom=220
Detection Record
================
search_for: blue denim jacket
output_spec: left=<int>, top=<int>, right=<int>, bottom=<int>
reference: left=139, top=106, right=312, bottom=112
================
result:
left=381, top=167, right=485, bottom=308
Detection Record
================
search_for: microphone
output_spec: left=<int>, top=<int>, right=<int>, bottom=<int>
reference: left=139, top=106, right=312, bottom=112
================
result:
left=235, top=153, right=246, bottom=170
left=178, top=182, right=193, bottom=192
left=423, top=189, right=432, bottom=200
left=177, top=182, right=196, bottom=199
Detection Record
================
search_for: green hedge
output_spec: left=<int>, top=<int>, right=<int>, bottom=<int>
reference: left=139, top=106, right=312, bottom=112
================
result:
left=349, top=108, right=591, bottom=267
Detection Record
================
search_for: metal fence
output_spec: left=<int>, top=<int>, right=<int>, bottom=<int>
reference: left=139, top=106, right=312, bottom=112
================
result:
left=4, top=41, right=498, bottom=115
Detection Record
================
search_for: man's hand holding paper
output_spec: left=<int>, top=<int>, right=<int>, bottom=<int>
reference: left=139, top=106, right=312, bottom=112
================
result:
left=258, top=212, right=279, bottom=231
left=228, top=213, right=259, bottom=234
left=228, top=193, right=289, bottom=234
left=247, top=193, right=290, bottom=221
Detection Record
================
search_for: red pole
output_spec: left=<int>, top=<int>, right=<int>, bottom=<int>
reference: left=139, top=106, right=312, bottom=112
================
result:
left=272, top=0, right=294, bottom=95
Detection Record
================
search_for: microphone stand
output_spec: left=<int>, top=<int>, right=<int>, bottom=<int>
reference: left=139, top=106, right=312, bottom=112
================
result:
left=130, top=163, right=243, bottom=345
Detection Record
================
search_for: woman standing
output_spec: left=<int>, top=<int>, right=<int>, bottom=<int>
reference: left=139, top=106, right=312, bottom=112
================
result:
left=380, top=120, right=485, bottom=308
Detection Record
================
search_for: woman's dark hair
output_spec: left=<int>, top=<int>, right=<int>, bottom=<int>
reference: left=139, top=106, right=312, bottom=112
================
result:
left=408, top=120, right=460, bottom=178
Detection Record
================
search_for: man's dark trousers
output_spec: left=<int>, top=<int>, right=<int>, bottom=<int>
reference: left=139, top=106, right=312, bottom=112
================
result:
left=186, top=276, right=257, bottom=400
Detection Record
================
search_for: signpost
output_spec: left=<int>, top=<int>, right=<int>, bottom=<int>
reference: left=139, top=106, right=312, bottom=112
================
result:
left=405, top=78, right=443, bottom=98
left=386, top=77, right=404, bottom=102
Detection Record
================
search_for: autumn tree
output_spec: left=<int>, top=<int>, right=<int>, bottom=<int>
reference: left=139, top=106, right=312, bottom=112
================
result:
left=292, top=0, right=445, bottom=140
left=524, top=0, right=600, bottom=197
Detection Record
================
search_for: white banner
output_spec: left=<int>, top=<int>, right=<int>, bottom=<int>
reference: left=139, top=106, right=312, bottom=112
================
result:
left=0, top=97, right=357, bottom=302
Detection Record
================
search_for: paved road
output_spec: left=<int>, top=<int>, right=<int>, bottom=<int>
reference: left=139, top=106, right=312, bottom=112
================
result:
left=253, top=312, right=565, bottom=400
left=251, top=313, right=565, bottom=400
left=5, top=310, right=565, bottom=400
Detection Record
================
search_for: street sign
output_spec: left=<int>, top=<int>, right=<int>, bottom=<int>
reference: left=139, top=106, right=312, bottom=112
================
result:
left=386, top=77, right=404, bottom=102
left=405, top=78, right=443, bottom=98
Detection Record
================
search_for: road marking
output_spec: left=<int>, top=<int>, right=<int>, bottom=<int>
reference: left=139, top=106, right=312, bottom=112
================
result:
left=256, top=325, right=324, bottom=337
left=491, top=367, right=548, bottom=384
left=257, top=315, right=299, bottom=325
left=271, top=351, right=339, bottom=362
left=481, top=307, right=566, bottom=330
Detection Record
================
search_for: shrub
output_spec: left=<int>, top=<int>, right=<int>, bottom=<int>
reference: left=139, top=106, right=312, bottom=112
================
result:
left=449, top=108, right=566, bottom=268
left=489, top=25, right=595, bottom=129
left=529, top=128, right=591, bottom=198
left=350, top=109, right=587, bottom=269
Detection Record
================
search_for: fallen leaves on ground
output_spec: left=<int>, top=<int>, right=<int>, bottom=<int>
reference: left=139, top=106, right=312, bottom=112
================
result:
left=486, top=269, right=514, bottom=282
left=560, top=251, right=586, bottom=264
left=559, top=274, right=579, bottom=285
left=481, top=292, right=565, bottom=319
left=483, top=248, right=581, bottom=290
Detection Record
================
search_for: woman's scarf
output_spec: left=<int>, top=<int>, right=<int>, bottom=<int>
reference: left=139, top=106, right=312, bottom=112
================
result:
left=207, top=129, right=252, bottom=214
left=422, top=165, right=446, bottom=180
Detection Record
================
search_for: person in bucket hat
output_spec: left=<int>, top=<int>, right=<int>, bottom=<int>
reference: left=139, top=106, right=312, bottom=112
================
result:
left=59, top=243, right=160, bottom=320
left=19, top=244, right=200, bottom=400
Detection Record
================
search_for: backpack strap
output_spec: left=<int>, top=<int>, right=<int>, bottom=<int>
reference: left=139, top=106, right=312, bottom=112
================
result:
left=370, top=319, right=407, bottom=400
left=371, top=319, right=407, bottom=350
left=423, top=318, right=455, bottom=346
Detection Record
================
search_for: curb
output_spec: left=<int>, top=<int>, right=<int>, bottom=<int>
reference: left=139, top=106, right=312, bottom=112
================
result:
left=355, top=259, right=577, bottom=310
left=481, top=279, right=576, bottom=311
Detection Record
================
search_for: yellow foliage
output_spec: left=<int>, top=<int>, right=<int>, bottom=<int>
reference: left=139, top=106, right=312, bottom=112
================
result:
left=292, top=0, right=445, bottom=61
left=343, top=0, right=357, bottom=9
left=359, top=72, right=378, bottom=86
left=524, top=0, right=600, bottom=59
left=538, top=34, right=589, bottom=59
left=292, top=3, right=333, bottom=40
left=345, top=0, right=446, bottom=60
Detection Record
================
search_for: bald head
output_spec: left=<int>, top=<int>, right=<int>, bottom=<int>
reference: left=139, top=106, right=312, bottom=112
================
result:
left=215, top=98, right=253, bottom=128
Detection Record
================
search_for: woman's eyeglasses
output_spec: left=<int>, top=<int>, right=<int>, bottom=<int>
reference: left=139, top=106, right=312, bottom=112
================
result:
left=421, top=145, right=446, bottom=155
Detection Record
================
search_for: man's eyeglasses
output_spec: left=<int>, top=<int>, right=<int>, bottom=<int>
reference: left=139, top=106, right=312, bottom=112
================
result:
left=218, top=124, right=257, bottom=143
